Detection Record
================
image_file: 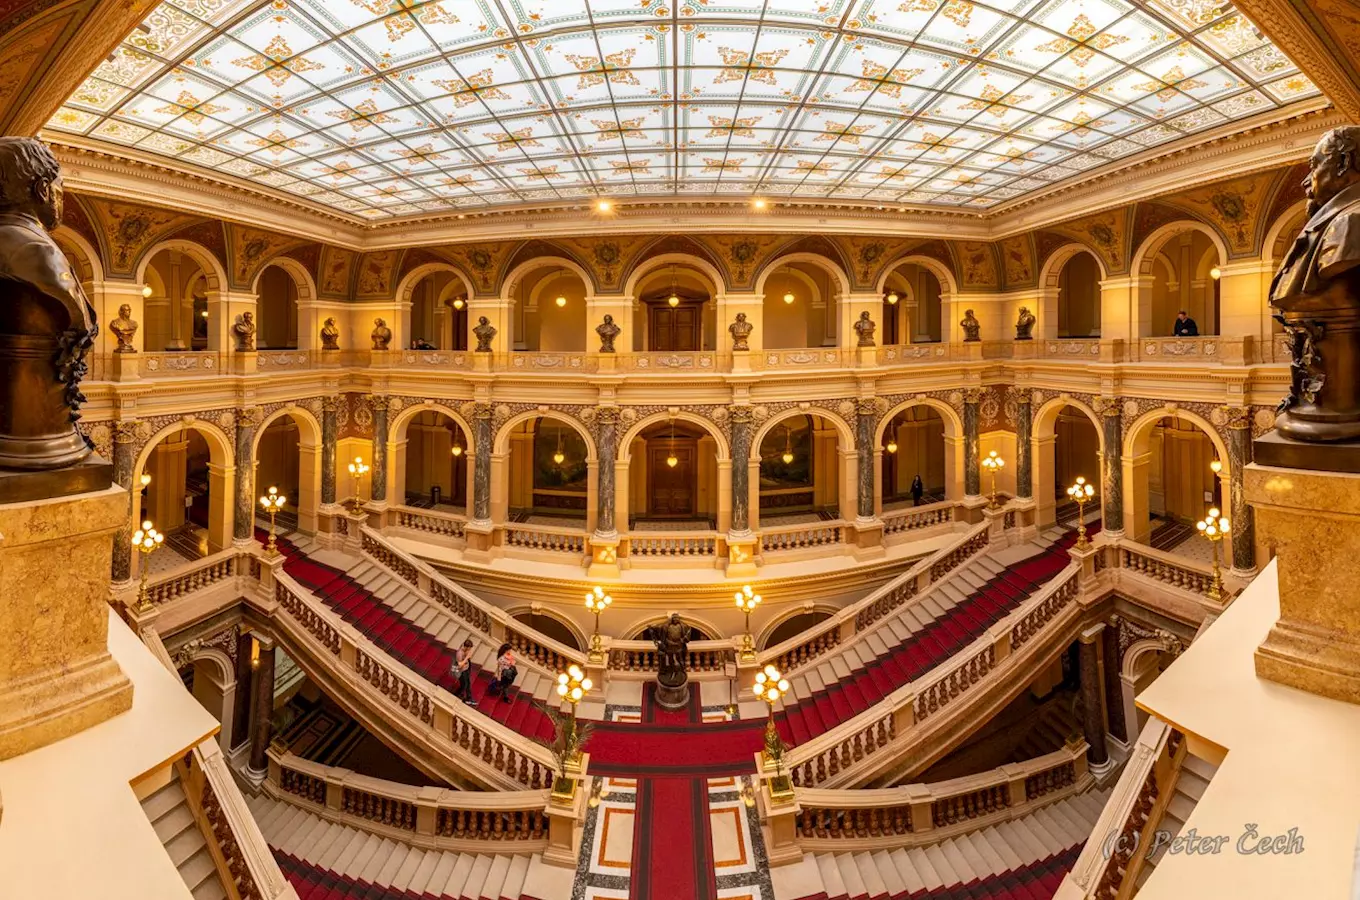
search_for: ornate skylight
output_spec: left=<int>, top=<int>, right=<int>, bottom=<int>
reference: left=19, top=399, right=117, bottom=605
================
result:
left=45, top=0, right=1321, bottom=221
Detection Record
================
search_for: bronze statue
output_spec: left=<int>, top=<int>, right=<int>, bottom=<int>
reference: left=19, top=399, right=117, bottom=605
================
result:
left=854, top=310, right=876, bottom=347
left=596, top=313, right=620, bottom=353
left=1269, top=126, right=1360, bottom=443
left=371, top=317, right=392, bottom=350
left=729, top=311, right=753, bottom=351
left=0, top=137, right=98, bottom=471
left=473, top=315, right=497, bottom=353
left=232, top=311, right=256, bottom=351
left=109, top=303, right=138, bottom=353
left=1015, top=306, right=1036, bottom=340
left=960, top=309, right=981, bottom=342
left=646, top=613, right=691, bottom=710
left=320, top=316, right=340, bottom=351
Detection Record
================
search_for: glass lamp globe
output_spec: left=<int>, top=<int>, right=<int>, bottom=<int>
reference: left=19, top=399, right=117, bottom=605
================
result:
left=886, top=290, right=899, bottom=305
left=783, top=290, right=795, bottom=304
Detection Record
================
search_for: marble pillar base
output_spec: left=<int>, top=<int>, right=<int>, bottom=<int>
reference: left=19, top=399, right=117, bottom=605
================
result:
left=653, top=679, right=690, bottom=711
left=1249, top=461, right=1360, bottom=704
left=0, top=485, right=133, bottom=760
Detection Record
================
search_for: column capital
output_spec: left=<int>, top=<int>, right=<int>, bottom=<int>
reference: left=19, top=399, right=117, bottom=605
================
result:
left=728, top=405, right=754, bottom=425
left=962, top=387, right=985, bottom=405
left=322, top=395, right=339, bottom=413
left=1221, top=404, right=1252, bottom=430
left=237, top=406, right=264, bottom=428
left=1093, top=396, right=1122, bottom=418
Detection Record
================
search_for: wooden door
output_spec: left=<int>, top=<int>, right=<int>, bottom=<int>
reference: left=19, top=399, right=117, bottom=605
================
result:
left=649, top=304, right=701, bottom=351
left=648, top=444, right=695, bottom=517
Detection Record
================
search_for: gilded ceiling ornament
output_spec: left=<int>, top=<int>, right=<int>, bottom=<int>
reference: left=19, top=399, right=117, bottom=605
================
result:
left=432, top=70, right=510, bottom=107
left=848, top=60, right=924, bottom=98
left=713, top=47, right=788, bottom=85
left=327, top=99, right=397, bottom=132
left=563, top=49, right=639, bottom=90
left=816, top=121, right=874, bottom=144
left=231, top=35, right=323, bottom=88
left=592, top=117, right=645, bottom=141
left=1133, top=66, right=1208, bottom=102
left=705, top=115, right=761, bottom=139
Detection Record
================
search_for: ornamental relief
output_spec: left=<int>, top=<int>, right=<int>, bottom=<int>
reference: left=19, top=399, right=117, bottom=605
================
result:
left=1161, top=170, right=1276, bottom=258
left=605, top=404, right=731, bottom=450
left=168, top=621, right=242, bottom=672
left=874, top=390, right=964, bottom=431
left=355, top=250, right=403, bottom=298
left=229, top=223, right=305, bottom=288
left=444, top=241, right=518, bottom=296
left=998, top=234, right=1035, bottom=289
left=89, top=199, right=202, bottom=275
left=319, top=246, right=356, bottom=296
left=1044, top=208, right=1130, bottom=275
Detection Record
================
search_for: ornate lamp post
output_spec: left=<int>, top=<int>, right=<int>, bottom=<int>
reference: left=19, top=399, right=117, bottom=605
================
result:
left=981, top=450, right=1005, bottom=509
left=753, top=663, right=790, bottom=766
left=555, top=663, right=593, bottom=757
left=347, top=456, right=369, bottom=514
left=735, top=584, right=762, bottom=662
left=259, top=486, right=287, bottom=557
left=1196, top=507, right=1231, bottom=603
left=584, top=586, right=612, bottom=664
left=1066, top=476, right=1095, bottom=550
left=132, top=520, right=165, bottom=614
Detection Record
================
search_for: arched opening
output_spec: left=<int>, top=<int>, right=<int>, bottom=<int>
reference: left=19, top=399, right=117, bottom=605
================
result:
left=761, top=262, right=838, bottom=350
left=402, top=411, right=469, bottom=511
left=255, top=416, right=301, bottom=534
left=507, top=416, right=589, bottom=522
left=880, top=406, right=946, bottom=507
left=757, top=414, right=842, bottom=524
left=510, top=267, right=587, bottom=352
left=139, top=428, right=216, bottom=567
left=881, top=262, right=943, bottom=344
left=628, top=621, right=716, bottom=641
left=764, top=611, right=833, bottom=650
left=632, top=263, right=716, bottom=352
left=1124, top=411, right=1227, bottom=550
left=512, top=613, right=583, bottom=652
left=178, top=653, right=236, bottom=749
left=256, top=264, right=299, bottom=349
left=408, top=270, right=468, bottom=350
left=1057, top=251, right=1102, bottom=338
left=1146, top=231, right=1222, bottom=337
left=1053, top=406, right=1101, bottom=524
left=142, top=248, right=209, bottom=352
left=627, top=419, right=720, bottom=528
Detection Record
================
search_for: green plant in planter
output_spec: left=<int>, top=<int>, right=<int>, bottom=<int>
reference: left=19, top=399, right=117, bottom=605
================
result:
left=539, top=706, right=594, bottom=781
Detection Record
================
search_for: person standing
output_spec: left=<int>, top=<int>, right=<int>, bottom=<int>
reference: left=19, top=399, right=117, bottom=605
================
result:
left=1173, top=310, right=1199, bottom=336
left=911, top=474, right=924, bottom=506
left=452, top=639, right=476, bottom=707
left=487, top=642, right=517, bottom=704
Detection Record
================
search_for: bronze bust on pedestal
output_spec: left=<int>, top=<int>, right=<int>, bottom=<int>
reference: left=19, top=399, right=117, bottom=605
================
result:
left=0, top=138, right=102, bottom=482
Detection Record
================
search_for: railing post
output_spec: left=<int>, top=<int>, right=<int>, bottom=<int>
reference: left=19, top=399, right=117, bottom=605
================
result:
left=415, top=787, right=441, bottom=836
left=906, top=784, right=933, bottom=834
left=417, top=570, right=431, bottom=594
left=990, top=624, right=1012, bottom=663
left=761, top=781, right=802, bottom=866
left=340, top=632, right=357, bottom=668
left=1002, top=763, right=1028, bottom=808
left=325, top=773, right=345, bottom=812
left=892, top=696, right=916, bottom=741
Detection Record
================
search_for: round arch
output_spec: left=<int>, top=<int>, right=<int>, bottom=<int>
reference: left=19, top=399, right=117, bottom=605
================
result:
left=132, top=418, right=236, bottom=561
left=1124, top=407, right=1229, bottom=478
left=1263, top=199, right=1310, bottom=265
left=493, top=410, right=597, bottom=462
left=391, top=401, right=475, bottom=447
left=252, top=404, right=323, bottom=533
left=619, top=612, right=723, bottom=643
left=249, top=256, right=317, bottom=302
left=623, top=252, right=727, bottom=299
left=52, top=226, right=104, bottom=284
left=1031, top=396, right=1105, bottom=530
left=750, top=408, right=854, bottom=460
left=874, top=254, right=960, bottom=297
left=133, top=239, right=229, bottom=293
left=875, top=398, right=964, bottom=508
left=1122, top=406, right=1230, bottom=543
left=875, top=398, right=963, bottom=444
left=1130, top=221, right=1230, bottom=278
left=185, top=647, right=236, bottom=688
left=619, top=410, right=731, bottom=462
left=396, top=262, right=476, bottom=306
left=1122, top=637, right=1181, bottom=679
left=753, top=252, right=852, bottom=298
left=500, top=256, right=597, bottom=301
left=1038, top=242, right=1109, bottom=289
left=1033, top=396, right=1104, bottom=443
left=757, top=604, right=838, bottom=651
left=389, top=402, right=474, bottom=514
left=504, top=605, right=589, bottom=651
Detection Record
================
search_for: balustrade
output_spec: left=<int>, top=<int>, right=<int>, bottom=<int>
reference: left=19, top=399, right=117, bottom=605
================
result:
left=362, top=532, right=420, bottom=585
left=882, top=501, right=954, bottom=536
left=143, top=550, right=239, bottom=606
left=627, top=533, right=717, bottom=558
left=256, top=350, right=312, bottom=370
left=504, top=525, right=586, bottom=554
left=608, top=639, right=731, bottom=673
left=1118, top=545, right=1217, bottom=596
left=1135, top=337, right=1219, bottom=361
left=760, top=523, right=844, bottom=553
left=393, top=506, right=467, bottom=540
left=139, top=351, right=221, bottom=376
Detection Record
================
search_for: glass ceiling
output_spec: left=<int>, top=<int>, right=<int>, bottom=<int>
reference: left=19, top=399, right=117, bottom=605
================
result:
left=45, top=0, right=1320, bottom=221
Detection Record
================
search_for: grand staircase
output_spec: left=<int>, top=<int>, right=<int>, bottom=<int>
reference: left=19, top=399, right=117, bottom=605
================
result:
left=778, top=789, right=1111, bottom=900
left=141, top=774, right=230, bottom=900
left=1135, top=753, right=1219, bottom=888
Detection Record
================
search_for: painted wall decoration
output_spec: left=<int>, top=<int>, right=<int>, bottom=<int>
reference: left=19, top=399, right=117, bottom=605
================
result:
left=1163, top=171, right=1277, bottom=257
left=998, top=235, right=1035, bottom=289
left=88, top=198, right=199, bottom=275
left=958, top=240, right=1000, bottom=288
left=229, top=223, right=305, bottom=288
left=1044, top=208, right=1130, bottom=274
left=319, top=246, right=356, bottom=297
left=355, top=249, right=402, bottom=298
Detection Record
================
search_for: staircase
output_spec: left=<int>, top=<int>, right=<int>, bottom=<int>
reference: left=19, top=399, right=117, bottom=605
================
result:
left=140, top=774, right=229, bottom=900
left=1010, top=699, right=1080, bottom=762
left=779, top=789, right=1111, bottom=900
left=1135, top=753, right=1219, bottom=888
left=247, top=794, right=571, bottom=900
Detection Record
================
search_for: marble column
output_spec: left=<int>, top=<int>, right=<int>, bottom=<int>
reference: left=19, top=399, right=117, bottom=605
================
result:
left=472, top=402, right=493, bottom=523
left=594, top=407, right=619, bottom=535
left=963, top=388, right=982, bottom=497
left=321, top=396, right=338, bottom=506
left=1102, top=620, right=1128, bottom=744
left=730, top=406, right=753, bottom=532
left=1098, top=398, right=1123, bottom=534
left=111, top=422, right=137, bottom=583
left=369, top=395, right=389, bottom=503
left=1079, top=627, right=1109, bottom=767
left=855, top=399, right=877, bottom=519
left=234, top=408, right=262, bottom=543
left=231, top=630, right=253, bottom=750
left=247, top=635, right=275, bottom=775
left=1225, top=406, right=1256, bottom=573
left=1016, top=395, right=1033, bottom=500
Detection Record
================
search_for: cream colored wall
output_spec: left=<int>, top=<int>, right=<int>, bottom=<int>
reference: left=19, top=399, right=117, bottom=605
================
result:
left=1057, top=251, right=1100, bottom=338
left=255, top=419, right=300, bottom=502
left=1150, top=232, right=1220, bottom=336
left=256, top=265, right=298, bottom=349
left=519, top=270, right=588, bottom=352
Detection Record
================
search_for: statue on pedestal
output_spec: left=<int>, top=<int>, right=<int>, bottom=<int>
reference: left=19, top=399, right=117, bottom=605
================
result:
left=960, top=309, right=981, bottom=342
left=320, top=317, right=340, bottom=350
left=371, top=317, right=392, bottom=350
left=473, top=316, right=497, bottom=353
left=646, top=613, right=691, bottom=710
left=110, top=304, right=138, bottom=353
left=596, top=314, right=620, bottom=353
left=854, top=310, right=877, bottom=347
left=729, top=312, right=753, bottom=351
left=232, top=311, right=256, bottom=351
left=1015, top=307, right=1036, bottom=340
left=0, top=137, right=100, bottom=472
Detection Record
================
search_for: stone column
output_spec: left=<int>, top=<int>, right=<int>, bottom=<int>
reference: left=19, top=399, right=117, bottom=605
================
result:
left=1102, top=620, right=1128, bottom=744
left=247, top=634, right=275, bottom=776
left=1079, top=625, right=1109, bottom=768
left=231, top=630, right=253, bottom=751
left=1016, top=394, right=1033, bottom=500
left=234, top=407, right=262, bottom=545
left=730, top=406, right=753, bottom=533
left=369, top=395, right=389, bottom=503
left=111, top=422, right=137, bottom=583
left=855, top=399, right=877, bottom=520
left=321, top=396, right=338, bottom=506
left=1225, top=406, right=1256, bottom=574
left=963, top=388, right=982, bottom=497
left=1097, top=398, right=1123, bottom=535
left=594, top=407, right=619, bottom=535
left=472, top=402, right=493, bottom=523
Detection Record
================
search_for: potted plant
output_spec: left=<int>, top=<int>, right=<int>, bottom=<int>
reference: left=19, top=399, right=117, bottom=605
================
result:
left=540, top=707, right=592, bottom=800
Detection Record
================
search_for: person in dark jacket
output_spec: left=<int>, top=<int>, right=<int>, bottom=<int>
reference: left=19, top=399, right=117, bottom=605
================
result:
left=911, top=474, right=925, bottom=506
left=452, top=639, right=476, bottom=706
left=1173, top=311, right=1199, bottom=336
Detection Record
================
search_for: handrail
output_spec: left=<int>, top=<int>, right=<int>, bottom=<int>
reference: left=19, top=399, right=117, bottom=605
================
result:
left=391, top=505, right=468, bottom=540
left=758, top=520, right=845, bottom=552
left=503, top=523, right=588, bottom=554
left=627, top=531, right=719, bottom=557
left=1115, top=540, right=1236, bottom=601
left=783, top=562, right=1082, bottom=788
left=881, top=500, right=955, bottom=536
left=607, top=638, right=733, bottom=673
left=140, top=547, right=243, bottom=607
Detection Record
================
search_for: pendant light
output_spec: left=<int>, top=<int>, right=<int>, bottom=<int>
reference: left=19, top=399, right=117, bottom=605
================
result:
left=666, top=416, right=679, bottom=468
left=553, top=425, right=566, bottom=466
left=885, top=438, right=898, bottom=454
left=554, top=268, right=567, bottom=308
left=453, top=295, right=466, bottom=310
left=780, top=264, right=795, bottom=304
left=451, top=429, right=463, bottom=457
left=781, top=425, right=794, bottom=465
left=666, top=265, right=681, bottom=308
left=886, top=289, right=899, bottom=305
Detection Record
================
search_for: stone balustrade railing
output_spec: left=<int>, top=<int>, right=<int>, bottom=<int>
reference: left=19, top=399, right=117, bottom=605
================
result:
left=256, top=350, right=313, bottom=370
left=1041, top=339, right=1103, bottom=359
left=140, top=548, right=243, bottom=607
left=784, top=562, right=1083, bottom=789
left=1114, top=541, right=1227, bottom=599
left=881, top=500, right=955, bottom=537
left=266, top=749, right=555, bottom=852
left=759, top=521, right=845, bottom=553
left=503, top=523, right=587, bottom=555
left=139, top=350, right=222, bottom=376
left=607, top=639, right=733, bottom=675
left=624, top=351, right=719, bottom=372
left=876, top=343, right=952, bottom=365
left=778, top=741, right=1089, bottom=853
left=1133, top=337, right=1219, bottom=361
left=1056, top=718, right=1180, bottom=900
left=391, top=505, right=468, bottom=540
left=625, top=531, right=719, bottom=558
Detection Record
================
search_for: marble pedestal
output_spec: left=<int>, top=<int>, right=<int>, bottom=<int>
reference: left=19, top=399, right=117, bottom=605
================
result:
left=653, top=677, right=690, bottom=711
left=1249, top=461, right=1360, bottom=704
left=0, top=484, right=133, bottom=759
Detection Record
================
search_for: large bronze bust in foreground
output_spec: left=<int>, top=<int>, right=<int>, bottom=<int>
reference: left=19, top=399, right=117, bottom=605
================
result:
left=0, top=138, right=97, bottom=470
left=1270, top=126, right=1360, bottom=445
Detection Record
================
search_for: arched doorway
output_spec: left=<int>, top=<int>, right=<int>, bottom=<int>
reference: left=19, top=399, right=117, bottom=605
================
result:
left=256, top=264, right=299, bottom=349
left=253, top=411, right=322, bottom=535
left=1124, top=411, right=1228, bottom=550
left=627, top=419, right=719, bottom=527
left=512, top=612, right=583, bottom=652
left=632, top=263, right=716, bottom=352
left=141, top=247, right=210, bottom=352
left=761, top=262, right=838, bottom=350
left=879, top=406, right=946, bottom=507
left=134, top=422, right=234, bottom=570
left=1053, top=406, right=1101, bottom=525
left=764, top=610, right=833, bottom=650
left=881, top=262, right=943, bottom=344
left=408, top=269, right=468, bottom=350
left=507, top=416, right=590, bottom=522
left=756, top=414, right=843, bottom=526
left=401, top=411, right=469, bottom=512
left=510, top=267, right=588, bottom=352
left=1149, top=231, right=1220, bottom=336
left=1057, top=251, right=1101, bottom=338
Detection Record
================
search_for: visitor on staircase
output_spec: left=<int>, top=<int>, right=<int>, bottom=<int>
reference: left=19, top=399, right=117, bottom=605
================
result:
left=487, top=643, right=517, bottom=704
left=453, top=638, right=476, bottom=707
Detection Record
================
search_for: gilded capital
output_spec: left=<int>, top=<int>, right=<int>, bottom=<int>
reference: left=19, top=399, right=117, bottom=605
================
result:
left=962, top=387, right=985, bottom=405
left=729, top=405, right=754, bottom=425
left=1222, top=405, right=1251, bottom=430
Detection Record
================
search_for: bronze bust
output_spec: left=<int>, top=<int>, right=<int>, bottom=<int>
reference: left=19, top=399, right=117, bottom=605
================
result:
left=371, top=317, right=392, bottom=350
left=596, top=313, right=620, bottom=353
left=0, top=138, right=98, bottom=470
left=960, top=309, right=981, bottom=342
left=1270, top=126, right=1360, bottom=443
left=473, top=315, right=496, bottom=353
left=854, top=310, right=877, bottom=347
left=1015, top=307, right=1036, bottom=340
left=232, top=311, right=256, bottom=351
left=110, top=303, right=139, bottom=353
left=729, top=311, right=753, bottom=351
left=320, top=316, right=340, bottom=351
